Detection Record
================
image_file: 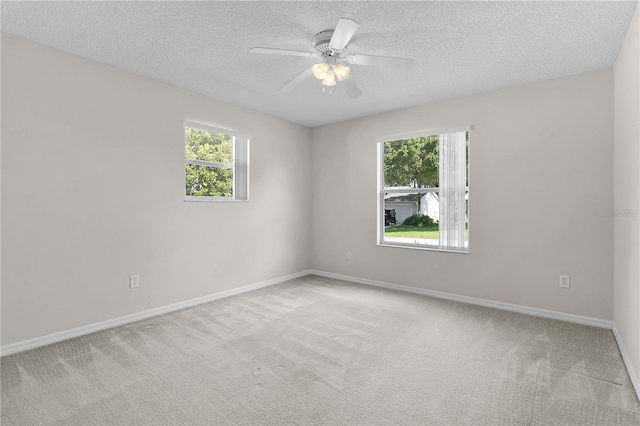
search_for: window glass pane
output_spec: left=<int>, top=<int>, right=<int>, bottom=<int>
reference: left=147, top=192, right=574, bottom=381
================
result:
left=185, top=126, right=233, bottom=164
left=384, top=136, right=439, bottom=188
left=185, top=164, right=233, bottom=197
left=383, top=191, right=440, bottom=247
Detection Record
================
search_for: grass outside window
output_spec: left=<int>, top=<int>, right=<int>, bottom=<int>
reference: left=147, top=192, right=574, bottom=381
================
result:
left=385, top=224, right=469, bottom=240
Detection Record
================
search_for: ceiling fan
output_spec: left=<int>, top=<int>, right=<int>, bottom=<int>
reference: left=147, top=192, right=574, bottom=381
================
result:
left=250, top=18, right=415, bottom=99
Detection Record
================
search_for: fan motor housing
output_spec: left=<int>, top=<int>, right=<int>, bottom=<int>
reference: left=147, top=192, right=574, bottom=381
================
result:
left=312, top=30, right=346, bottom=57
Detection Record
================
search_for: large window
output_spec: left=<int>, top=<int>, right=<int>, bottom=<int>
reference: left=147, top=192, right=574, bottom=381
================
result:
left=379, top=127, right=469, bottom=253
left=184, top=121, right=249, bottom=201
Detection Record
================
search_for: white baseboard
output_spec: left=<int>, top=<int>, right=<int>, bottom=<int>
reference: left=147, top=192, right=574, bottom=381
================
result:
left=0, top=270, right=312, bottom=357
left=612, top=323, right=640, bottom=401
left=0, top=269, right=616, bottom=358
left=309, top=270, right=613, bottom=329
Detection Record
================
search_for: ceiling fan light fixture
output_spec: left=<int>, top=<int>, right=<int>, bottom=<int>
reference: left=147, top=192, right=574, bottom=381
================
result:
left=312, top=62, right=329, bottom=80
left=334, top=63, right=350, bottom=81
left=321, top=71, right=336, bottom=86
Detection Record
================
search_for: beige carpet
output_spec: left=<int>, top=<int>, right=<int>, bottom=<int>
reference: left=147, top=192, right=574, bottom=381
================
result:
left=2, top=275, right=639, bottom=425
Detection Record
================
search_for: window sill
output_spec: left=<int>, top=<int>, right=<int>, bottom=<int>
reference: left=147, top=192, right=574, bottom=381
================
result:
left=378, top=241, right=469, bottom=254
left=184, top=196, right=248, bottom=203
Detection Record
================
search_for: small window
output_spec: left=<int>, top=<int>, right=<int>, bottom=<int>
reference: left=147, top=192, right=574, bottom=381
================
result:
left=379, top=127, right=469, bottom=253
left=184, top=121, right=249, bottom=201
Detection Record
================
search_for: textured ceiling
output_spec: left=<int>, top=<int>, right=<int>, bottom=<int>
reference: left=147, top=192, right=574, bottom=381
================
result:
left=1, top=1, right=637, bottom=127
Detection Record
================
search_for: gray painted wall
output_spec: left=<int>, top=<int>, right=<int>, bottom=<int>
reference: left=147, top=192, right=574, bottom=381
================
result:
left=311, top=68, right=614, bottom=321
left=1, top=34, right=312, bottom=345
left=614, top=4, right=640, bottom=387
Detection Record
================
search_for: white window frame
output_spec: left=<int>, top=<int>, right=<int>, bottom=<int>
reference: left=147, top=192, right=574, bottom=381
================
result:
left=377, top=126, right=470, bottom=253
left=184, top=121, right=249, bottom=202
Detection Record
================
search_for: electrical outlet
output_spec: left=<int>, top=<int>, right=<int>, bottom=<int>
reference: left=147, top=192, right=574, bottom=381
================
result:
left=346, top=251, right=352, bottom=260
left=129, top=275, right=140, bottom=289
left=560, top=275, right=570, bottom=289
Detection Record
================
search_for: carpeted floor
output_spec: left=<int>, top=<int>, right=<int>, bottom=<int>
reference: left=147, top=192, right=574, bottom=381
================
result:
left=2, top=275, right=639, bottom=425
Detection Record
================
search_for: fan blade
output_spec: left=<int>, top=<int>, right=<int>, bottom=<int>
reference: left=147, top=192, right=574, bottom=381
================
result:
left=329, top=18, right=359, bottom=51
left=278, top=68, right=313, bottom=93
left=343, top=79, right=362, bottom=99
left=347, top=54, right=414, bottom=70
left=250, top=47, right=315, bottom=58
